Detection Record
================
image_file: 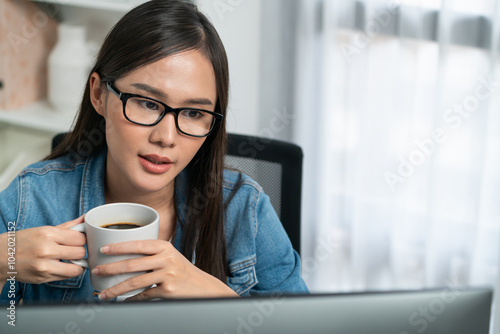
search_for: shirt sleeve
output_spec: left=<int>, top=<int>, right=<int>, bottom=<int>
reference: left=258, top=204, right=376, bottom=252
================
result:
left=0, top=177, right=22, bottom=304
left=250, top=191, right=309, bottom=295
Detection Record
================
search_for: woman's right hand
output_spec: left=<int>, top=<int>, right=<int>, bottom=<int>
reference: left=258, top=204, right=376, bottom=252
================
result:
left=0, top=216, right=87, bottom=285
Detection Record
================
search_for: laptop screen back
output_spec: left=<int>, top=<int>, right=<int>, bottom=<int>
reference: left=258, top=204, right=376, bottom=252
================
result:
left=1, top=287, right=492, bottom=334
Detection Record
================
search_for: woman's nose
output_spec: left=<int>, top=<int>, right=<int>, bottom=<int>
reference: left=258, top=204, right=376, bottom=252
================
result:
left=149, top=112, right=177, bottom=147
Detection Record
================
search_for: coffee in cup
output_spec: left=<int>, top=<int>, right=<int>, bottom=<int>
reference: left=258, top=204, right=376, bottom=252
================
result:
left=101, top=222, right=144, bottom=230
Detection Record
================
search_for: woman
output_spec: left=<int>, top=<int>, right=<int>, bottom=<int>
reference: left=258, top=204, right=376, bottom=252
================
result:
left=0, top=0, right=308, bottom=303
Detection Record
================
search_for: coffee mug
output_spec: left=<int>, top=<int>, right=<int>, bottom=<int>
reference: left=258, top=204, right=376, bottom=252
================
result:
left=70, top=203, right=159, bottom=299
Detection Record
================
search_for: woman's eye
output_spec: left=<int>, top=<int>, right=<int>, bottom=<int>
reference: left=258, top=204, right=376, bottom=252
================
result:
left=139, top=100, right=160, bottom=111
left=184, top=110, right=205, bottom=118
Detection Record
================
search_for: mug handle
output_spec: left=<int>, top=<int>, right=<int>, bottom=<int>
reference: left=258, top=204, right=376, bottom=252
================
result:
left=69, top=224, right=89, bottom=268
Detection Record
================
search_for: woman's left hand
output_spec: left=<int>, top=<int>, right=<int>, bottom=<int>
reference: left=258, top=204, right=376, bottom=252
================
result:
left=92, top=240, right=238, bottom=301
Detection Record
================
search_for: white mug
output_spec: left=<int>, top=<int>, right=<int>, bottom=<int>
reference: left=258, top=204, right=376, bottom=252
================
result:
left=70, top=203, right=159, bottom=299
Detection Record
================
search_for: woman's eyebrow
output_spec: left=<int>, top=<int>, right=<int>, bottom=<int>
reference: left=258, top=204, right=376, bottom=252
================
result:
left=131, top=83, right=214, bottom=106
left=184, top=98, right=214, bottom=106
left=131, top=83, right=166, bottom=99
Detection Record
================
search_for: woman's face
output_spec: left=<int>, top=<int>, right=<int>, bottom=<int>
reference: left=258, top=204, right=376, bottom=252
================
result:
left=90, top=50, right=217, bottom=196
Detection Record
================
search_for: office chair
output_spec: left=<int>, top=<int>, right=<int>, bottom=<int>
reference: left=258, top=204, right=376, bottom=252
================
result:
left=225, top=133, right=302, bottom=255
left=52, top=132, right=303, bottom=254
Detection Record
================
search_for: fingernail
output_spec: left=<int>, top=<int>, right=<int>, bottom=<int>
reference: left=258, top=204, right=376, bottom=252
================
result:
left=92, top=267, right=100, bottom=276
left=100, top=246, right=110, bottom=254
left=99, top=292, right=107, bottom=300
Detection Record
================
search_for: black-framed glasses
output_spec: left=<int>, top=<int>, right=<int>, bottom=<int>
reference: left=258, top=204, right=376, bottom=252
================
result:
left=106, top=81, right=223, bottom=138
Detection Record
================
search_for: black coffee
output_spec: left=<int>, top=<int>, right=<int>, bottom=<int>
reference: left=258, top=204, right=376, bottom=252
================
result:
left=101, top=222, right=143, bottom=230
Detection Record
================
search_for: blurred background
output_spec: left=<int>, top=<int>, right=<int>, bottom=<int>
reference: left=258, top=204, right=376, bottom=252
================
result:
left=1, top=0, right=500, bottom=298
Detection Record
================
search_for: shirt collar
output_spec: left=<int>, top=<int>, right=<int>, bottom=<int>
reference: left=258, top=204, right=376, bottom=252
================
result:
left=79, top=148, right=107, bottom=216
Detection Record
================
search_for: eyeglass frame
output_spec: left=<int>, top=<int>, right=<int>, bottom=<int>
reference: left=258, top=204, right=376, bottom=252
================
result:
left=105, top=81, right=224, bottom=138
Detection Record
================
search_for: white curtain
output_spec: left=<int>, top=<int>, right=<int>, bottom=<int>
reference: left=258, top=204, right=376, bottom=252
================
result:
left=294, top=0, right=500, bottom=296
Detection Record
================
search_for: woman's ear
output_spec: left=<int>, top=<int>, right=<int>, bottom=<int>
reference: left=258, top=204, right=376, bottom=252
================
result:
left=89, top=72, right=106, bottom=116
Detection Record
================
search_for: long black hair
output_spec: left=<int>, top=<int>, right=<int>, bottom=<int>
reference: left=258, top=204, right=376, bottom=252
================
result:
left=47, top=0, right=230, bottom=281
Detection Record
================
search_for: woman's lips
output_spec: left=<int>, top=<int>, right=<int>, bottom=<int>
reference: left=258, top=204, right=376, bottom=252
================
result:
left=139, top=154, right=173, bottom=174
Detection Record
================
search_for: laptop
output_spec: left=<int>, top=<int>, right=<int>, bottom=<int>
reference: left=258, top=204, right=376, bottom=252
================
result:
left=1, top=286, right=492, bottom=334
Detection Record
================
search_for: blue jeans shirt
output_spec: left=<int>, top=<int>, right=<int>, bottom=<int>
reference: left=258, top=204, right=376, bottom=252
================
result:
left=0, top=149, right=308, bottom=304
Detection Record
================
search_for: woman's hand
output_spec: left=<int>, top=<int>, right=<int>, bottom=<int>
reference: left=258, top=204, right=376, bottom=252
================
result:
left=0, top=216, right=86, bottom=285
left=92, top=240, right=239, bottom=301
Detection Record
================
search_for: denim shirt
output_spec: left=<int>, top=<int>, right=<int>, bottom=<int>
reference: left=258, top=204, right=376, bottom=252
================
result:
left=0, top=149, right=308, bottom=304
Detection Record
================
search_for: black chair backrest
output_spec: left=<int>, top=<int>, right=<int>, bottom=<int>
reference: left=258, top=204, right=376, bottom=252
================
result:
left=225, top=133, right=302, bottom=255
left=52, top=132, right=303, bottom=254
left=51, top=133, right=67, bottom=151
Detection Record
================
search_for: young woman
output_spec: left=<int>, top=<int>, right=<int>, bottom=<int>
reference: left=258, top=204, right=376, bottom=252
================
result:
left=0, top=0, right=308, bottom=304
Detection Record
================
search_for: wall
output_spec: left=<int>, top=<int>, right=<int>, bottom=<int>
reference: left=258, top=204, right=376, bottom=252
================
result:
left=258, top=0, right=298, bottom=142
left=197, top=0, right=262, bottom=137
